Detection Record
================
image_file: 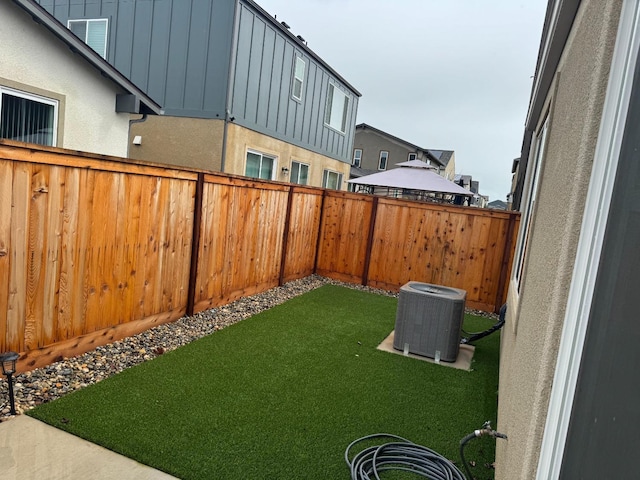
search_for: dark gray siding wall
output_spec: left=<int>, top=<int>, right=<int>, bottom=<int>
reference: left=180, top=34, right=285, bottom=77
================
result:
left=37, top=0, right=235, bottom=117
left=231, top=2, right=358, bottom=163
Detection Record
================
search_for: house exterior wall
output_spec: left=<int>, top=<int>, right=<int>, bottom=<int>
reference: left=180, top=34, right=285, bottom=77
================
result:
left=225, top=123, right=351, bottom=188
left=1, top=1, right=131, bottom=157
left=353, top=128, right=439, bottom=171
left=496, top=1, right=622, bottom=478
left=230, top=2, right=359, bottom=165
left=128, top=116, right=223, bottom=171
left=37, top=0, right=359, bottom=168
left=37, top=0, right=236, bottom=118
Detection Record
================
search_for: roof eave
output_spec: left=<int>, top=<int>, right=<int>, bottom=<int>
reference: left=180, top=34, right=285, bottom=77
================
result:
left=12, top=0, right=163, bottom=115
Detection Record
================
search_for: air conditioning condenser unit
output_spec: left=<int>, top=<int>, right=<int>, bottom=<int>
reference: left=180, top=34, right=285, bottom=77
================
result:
left=393, top=281, right=466, bottom=362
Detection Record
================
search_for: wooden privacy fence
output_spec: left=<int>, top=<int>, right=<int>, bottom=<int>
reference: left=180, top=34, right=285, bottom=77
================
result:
left=0, top=142, right=519, bottom=371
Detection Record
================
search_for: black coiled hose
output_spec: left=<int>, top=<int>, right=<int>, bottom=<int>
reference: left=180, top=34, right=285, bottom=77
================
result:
left=345, top=433, right=466, bottom=480
left=346, top=423, right=507, bottom=480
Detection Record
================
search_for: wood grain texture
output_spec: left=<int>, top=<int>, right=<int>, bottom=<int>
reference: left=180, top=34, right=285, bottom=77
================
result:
left=0, top=142, right=519, bottom=371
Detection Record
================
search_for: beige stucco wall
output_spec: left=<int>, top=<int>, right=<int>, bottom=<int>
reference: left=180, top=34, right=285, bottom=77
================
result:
left=225, top=123, right=351, bottom=189
left=496, top=1, right=622, bottom=478
left=129, top=116, right=223, bottom=171
left=0, top=2, right=131, bottom=157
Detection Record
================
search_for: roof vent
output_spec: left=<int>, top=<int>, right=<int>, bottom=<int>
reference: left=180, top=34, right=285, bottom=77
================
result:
left=281, top=21, right=290, bottom=29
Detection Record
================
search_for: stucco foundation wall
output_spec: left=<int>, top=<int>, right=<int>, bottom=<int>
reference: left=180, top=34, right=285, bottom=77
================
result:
left=0, top=2, right=131, bottom=157
left=495, top=1, right=622, bottom=479
left=129, top=116, right=223, bottom=171
left=225, top=124, right=351, bottom=188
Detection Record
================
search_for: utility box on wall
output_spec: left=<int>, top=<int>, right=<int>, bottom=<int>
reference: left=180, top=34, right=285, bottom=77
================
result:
left=393, top=282, right=466, bottom=362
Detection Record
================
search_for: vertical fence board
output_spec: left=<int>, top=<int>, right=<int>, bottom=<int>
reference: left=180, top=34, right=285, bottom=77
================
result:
left=0, top=160, right=13, bottom=351
left=0, top=142, right=520, bottom=371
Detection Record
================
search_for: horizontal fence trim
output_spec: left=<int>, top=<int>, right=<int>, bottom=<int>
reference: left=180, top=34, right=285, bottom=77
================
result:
left=15, top=307, right=186, bottom=373
left=0, top=142, right=198, bottom=181
left=1, top=142, right=520, bottom=372
left=203, top=173, right=290, bottom=192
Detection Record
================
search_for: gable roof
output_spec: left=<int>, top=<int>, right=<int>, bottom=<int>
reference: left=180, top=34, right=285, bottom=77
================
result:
left=11, top=0, right=163, bottom=115
left=355, top=123, right=449, bottom=167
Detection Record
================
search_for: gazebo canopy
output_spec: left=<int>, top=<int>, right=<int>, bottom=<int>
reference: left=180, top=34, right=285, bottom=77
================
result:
left=348, top=160, right=472, bottom=196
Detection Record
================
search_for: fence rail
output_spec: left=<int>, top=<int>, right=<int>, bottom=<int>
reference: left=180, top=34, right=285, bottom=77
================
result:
left=0, top=141, right=519, bottom=371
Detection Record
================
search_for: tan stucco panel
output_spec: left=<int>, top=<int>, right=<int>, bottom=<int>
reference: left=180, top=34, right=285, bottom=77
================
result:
left=225, top=123, right=351, bottom=189
left=496, top=1, right=622, bottom=479
left=129, top=116, right=223, bottom=171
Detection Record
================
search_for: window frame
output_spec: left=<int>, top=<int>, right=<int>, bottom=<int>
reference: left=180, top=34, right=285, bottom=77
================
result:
left=352, top=148, right=362, bottom=167
left=290, top=160, right=309, bottom=185
left=324, top=82, right=349, bottom=134
left=68, top=18, right=109, bottom=59
left=408, top=153, right=417, bottom=161
left=513, top=114, right=549, bottom=292
left=245, top=149, right=277, bottom=180
left=291, top=55, right=306, bottom=102
left=322, top=169, right=343, bottom=190
left=378, top=151, right=389, bottom=170
left=0, top=86, right=59, bottom=147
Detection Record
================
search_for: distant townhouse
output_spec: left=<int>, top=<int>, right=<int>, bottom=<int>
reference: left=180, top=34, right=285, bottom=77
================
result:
left=1, top=0, right=160, bottom=157
left=350, top=123, right=456, bottom=189
left=37, top=0, right=361, bottom=190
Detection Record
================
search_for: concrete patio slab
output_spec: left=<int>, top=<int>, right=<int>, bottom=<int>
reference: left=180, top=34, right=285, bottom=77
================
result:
left=0, top=415, right=178, bottom=480
left=377, top=330, right=475, bottom=371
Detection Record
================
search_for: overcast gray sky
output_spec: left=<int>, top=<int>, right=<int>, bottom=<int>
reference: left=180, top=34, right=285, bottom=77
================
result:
left=257, top=0, right=547, bottom=203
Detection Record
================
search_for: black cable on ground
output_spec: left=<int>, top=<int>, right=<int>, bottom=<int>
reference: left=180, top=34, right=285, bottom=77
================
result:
left=461, top=303, right=507, bottom=345
left=345, top=433, right=466, bottom=480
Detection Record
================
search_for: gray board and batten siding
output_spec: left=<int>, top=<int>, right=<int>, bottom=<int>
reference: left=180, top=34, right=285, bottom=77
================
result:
left=36, top=0, right=361, bottom=164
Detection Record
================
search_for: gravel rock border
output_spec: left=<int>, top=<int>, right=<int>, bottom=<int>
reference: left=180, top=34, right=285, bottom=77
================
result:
left=0, top=276, right=497, bottom=420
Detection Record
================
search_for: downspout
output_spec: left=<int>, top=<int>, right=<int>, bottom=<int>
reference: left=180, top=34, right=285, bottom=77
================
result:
left=127, top=113, right=148, bottom=157
left=221, top=0, right=240, bottom=173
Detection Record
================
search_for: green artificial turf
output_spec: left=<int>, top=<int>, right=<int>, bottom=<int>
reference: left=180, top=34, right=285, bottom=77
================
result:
left=27, top=284, right=501, bottom=479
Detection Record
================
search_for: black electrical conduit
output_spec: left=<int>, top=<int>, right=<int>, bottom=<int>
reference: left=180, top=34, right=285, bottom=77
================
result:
left=345, top=422, right=507, bottom=480
left=460, top=303, right=507, bottom=345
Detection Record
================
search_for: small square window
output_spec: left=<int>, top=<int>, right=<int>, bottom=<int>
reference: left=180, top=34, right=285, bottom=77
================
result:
left=408, top=153, right=417, bottom=161
left=245, top=150, right=276, bottom=180
left=291, top=161, right=309, bottom=185
left=68, top=19, right=109, bottom=58
left=322, top=169, right=343, bottom=190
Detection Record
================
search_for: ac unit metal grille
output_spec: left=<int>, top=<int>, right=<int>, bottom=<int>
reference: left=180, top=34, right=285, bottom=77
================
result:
left=393, top=282, right=466, bottom=362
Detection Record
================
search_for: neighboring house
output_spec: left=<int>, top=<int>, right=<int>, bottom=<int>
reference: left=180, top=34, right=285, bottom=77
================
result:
left=497, top=0, right=638, bottom=478
left=350, top=123, right=456, bottom=186
left=1, top=0, right=161, bottom=158
left=37, top=0, right=361, bottom=190
left=453, top=174, right=486, bottom=207
left=487, top=199, right=507, bottom=210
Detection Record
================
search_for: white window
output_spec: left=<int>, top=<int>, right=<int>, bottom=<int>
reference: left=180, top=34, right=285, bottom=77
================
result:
left=324, top=83, right=349, bottom=133
left=0, top=87, right=58, bottom=146
left=378, top=151, right=388, bottom=170
left=245, top=150, right=275, bottom=180
left=68, top=19, right=109, bottom=58
left=292, top=56, right=305, bottom=101
left=513, top=116, right=548, bottom=291
left=352, top=149, right=362, bottom=167
left=290, top=161, right=309, bottom=185
left=408, top=153, right=417, bottom=161
left=322, top=169, right=343, bottom=190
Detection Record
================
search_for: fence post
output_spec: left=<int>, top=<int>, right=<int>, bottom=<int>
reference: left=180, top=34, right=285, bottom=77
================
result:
left=494, top=212, right=518, bottom=313
left=313, top=189, right=327, bottom=274
left=361, top=196, right=379, bottom=287
left=186, top=172, right=205, bottom=316
left=278, top=186, right=295, bottom=286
